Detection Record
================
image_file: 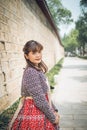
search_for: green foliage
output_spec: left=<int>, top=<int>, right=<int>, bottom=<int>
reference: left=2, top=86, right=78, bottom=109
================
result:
left=0, top=99, right=20, bottom=130
left=46, top=58, right=64, bottom=86
left=62, top=29, right=79, bottom=53
left=78, top=55, right=87, bottom=59
left=75, top=0, right=87, bottom=55
left=46, top=0, right=73, bottom=27
left=80, top=0, right=87, bottom=7
left=76, top=15, right=87, bottom=44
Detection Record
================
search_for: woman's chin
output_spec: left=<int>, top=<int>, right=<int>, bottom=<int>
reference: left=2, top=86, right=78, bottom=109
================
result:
left=36, top=60, right=41, bottom=64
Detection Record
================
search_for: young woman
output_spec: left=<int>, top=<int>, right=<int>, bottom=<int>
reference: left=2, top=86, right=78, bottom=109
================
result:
left=9, top=40, right=60, bottom=130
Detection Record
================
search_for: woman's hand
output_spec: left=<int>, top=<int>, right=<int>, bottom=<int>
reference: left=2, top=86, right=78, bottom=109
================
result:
left=54, top=112, right=60, bottom=124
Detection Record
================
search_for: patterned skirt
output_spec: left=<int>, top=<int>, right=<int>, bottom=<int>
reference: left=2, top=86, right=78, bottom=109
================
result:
left=9, top=96, right=59, bottom=130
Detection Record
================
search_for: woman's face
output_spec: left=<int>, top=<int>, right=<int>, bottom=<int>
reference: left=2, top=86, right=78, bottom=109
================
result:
left=25, top=51, right=42, bottom=66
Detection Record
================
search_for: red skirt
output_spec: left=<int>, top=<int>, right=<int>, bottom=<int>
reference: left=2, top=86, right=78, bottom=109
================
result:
left=10, top=97, right=59, bottom=130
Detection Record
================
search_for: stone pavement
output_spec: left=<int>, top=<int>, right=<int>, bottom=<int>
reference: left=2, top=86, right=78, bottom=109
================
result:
left=52, top=57, right=87, bottom=130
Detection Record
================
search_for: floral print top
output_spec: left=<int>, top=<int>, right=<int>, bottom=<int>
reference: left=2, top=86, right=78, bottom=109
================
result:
left=21, top=67, right=56, bottom=123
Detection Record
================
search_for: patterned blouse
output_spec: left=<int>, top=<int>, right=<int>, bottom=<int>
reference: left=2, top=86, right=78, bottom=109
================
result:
left=21, top=67, right=56, bottom=123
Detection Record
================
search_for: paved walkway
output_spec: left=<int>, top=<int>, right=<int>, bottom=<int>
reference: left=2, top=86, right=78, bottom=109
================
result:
left=52, top=57, right=87, bottom=130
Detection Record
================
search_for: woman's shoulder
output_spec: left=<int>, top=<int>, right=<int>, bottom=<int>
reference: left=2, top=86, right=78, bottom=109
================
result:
left=24, top=67, right=40, bottom=75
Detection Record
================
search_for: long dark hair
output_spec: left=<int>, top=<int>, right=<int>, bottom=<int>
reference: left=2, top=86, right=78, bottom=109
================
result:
left=23, top=40, right=48, bottom=73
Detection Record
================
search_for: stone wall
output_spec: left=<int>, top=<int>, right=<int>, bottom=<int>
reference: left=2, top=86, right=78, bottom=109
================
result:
left=0, top=0, right=64, bottom=113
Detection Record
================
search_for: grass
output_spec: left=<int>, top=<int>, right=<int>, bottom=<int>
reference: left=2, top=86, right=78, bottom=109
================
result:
left=0, top=58, right=64, bottom=129
left=46, top=58, right=64, bottom=86
left=77, top=55, right=87, bottom=59
left=0, top=99, right=20, bottom=130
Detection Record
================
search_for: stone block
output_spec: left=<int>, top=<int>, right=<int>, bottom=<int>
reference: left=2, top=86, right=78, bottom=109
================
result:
left=60, top=119, right=87, bottom=128
left=75, top=128, right=87, bottom=130
left=1, top=22, right=5, bottom=32
left=0, top=0, right=9, bottom=7
left=4, top=33, right=9, bottom=42
left=0, top=83, right=7, bottom=98
left=0, top=32, right=5, bottom=41
left=74, top=114, right=87, bottom=120
left=0, top=65, right=2, bottom=74
left=0, top=94, right=9, bottom=113
left=60, top=128, right=74, bottom=130
left=1, top=61, right=9, bottom=72
left=0, top=5, right=4, bottom=14
left=0, top=41, right=5, bottom=51
left=8, top=86, right=21, bottom=106
left=61, top=114, right=73, bottom=120
left=7, top=78, right=21, bottom=94
left=72, top=104, right=87, bottom=110
left=5, top=42, right=12, bottom=51
left=0, top=72, right=5, bottom=84
left=4, top=9, right=10, bottom=19
left=1, top=52, right=7, bottom=58
left=0, top=53, right=1, bottom=58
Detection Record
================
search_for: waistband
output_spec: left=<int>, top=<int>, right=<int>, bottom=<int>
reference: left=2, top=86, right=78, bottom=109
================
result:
left=21, top=96, right=33, bottom=99
left=25, top=96, right=33, bottom=99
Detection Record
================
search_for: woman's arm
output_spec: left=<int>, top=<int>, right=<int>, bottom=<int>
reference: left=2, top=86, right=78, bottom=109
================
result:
left=51, top=101, right=58, bottom=112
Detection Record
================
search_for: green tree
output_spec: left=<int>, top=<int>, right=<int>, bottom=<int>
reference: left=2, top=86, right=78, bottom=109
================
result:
left=76, top=16, right=87, bottom=55
left=75, top=0, right=87, bottom=55
left=80, top=0, right=87, bottom=16
left=46, top=0, right=73, bottom=27
left=80, top=0, right=87, bottom=8
left=62, top=29, right=79, bottom=53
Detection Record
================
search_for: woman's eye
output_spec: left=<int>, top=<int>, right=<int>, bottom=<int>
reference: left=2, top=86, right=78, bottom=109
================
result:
left=32, top=52, right=36, bottom=54
left=32, top=51, right=41, bottom=54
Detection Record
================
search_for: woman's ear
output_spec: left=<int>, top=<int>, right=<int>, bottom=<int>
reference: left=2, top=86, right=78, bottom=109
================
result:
left=24, top=54, right=28, bottom=59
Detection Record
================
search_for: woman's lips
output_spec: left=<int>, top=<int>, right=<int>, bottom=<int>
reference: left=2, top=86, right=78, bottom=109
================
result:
left=35, top=58, right=41, bottom=60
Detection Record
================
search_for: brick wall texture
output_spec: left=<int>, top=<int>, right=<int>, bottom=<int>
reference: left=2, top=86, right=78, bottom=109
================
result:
left=0, top=0, right=64, bottom=113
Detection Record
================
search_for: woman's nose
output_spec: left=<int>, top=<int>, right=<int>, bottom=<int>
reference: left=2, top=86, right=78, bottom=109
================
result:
left=36, top=52, right=41, bottom=57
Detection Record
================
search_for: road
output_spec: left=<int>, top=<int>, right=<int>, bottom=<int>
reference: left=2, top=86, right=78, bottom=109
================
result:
left=52, top=57, right=87, bottom=130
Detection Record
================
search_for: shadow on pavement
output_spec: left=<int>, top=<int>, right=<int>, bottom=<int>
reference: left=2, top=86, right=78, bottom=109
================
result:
left=63, top=65, right=87, bottom=71
left=70, top=75, right=87, bottom=83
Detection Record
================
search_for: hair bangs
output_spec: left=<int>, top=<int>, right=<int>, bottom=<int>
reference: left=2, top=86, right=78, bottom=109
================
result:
left=29, top=42, right=43, bottom=53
